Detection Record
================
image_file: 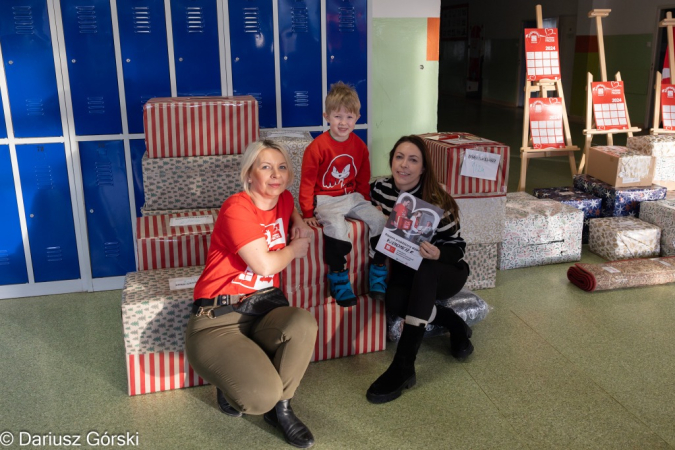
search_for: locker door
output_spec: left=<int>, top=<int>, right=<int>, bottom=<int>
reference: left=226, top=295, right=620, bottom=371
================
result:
left=0, top=145, right=28, bottom=285
left=171, top=0, right=221, bottom=96
left=228, top=0, right=277, bottom=128
left=278, top=0, right=322, bottom=127
left=129, top=139, right=146, bottom=217
left=353, top=128, right=367, bottom=146
left=117, top=0, right=171, bottom=134
left=16, top=143, right=80, bottom=282
left=326, top=0, right=367, bottom=124
left=0, top=0, right=64, bottom=138
left=80, top=140, right=136, bottom=278
left=61, top=0, right=123, bottom=136
left=0, top=97, right=7, bottom=138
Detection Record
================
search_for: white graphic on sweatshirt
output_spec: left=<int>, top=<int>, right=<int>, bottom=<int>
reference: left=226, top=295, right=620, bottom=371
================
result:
left=322, top=154, right=357, bottom=191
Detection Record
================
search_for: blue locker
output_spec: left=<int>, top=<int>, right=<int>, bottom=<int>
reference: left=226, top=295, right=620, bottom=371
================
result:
left=278, top=0, right=322, bottom=127
left=326, top=0, right=367, bottom=124
left=0, top=94, right=7, bottom=138
left=61, top=0, right=123, bottom=136
left=0, top=145, right=29, bottom=285
left=0, top=1, right=64, bottom=138
left=80, top=140, right=136, bottom=278
left=16, top=143, right=80, bottom=282
left=129, top=139, right=146, bottom=217
left=117, top=0, right=171, bottom=134
left=171, top=0, right=221, bottom=96
left=354, top=128, right=367, bottom=146
left=228, top=0, right=277, bottom=128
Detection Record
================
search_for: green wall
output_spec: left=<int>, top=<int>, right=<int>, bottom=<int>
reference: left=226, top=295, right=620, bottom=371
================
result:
left=371, top=18, right=439, bottom=177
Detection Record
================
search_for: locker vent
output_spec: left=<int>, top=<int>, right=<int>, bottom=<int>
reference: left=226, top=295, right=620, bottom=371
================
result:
left=0, top=250, right=9, bottom=266
left=46, top=246, right=64, bottom=263
left=25, top=99, right=45, bottom=116
left=87, top=97, right=105, bottom=115
left=34, top=165, right=54, bottom=190
left=338, top=7, right=356, bottom=32
left=243, top=7, right=261, bottom=34
left=294, top=91, right=309, bottom=107
left=95, top=162, right=114, bottom=186
left=104, top=241, right=121, bottom=258
left=12, top=6, right=35, bottom=35
left=133, top=7, right=151, bottom=34
left=76, top=6, right=98, bottom=34
left=291, top=7, right=309, bottom=33
left=186, top=7, right=205, bottom=33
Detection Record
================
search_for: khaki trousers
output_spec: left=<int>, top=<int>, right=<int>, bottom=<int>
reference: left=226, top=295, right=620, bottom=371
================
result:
left=185, top=306, right=317, bottom=415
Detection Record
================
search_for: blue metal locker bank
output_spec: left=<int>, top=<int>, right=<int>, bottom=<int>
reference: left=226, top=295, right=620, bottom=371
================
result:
left=0, top=145, right=28, bottom=285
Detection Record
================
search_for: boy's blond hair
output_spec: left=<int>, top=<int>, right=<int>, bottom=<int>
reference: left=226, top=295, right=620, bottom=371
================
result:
left=325, top=81, right=361, bottom=116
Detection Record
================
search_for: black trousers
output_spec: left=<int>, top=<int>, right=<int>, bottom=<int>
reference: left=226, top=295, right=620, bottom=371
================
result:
left=324, top=235, right=386, bottom=272
left=385, top=258, right=469, bottom=322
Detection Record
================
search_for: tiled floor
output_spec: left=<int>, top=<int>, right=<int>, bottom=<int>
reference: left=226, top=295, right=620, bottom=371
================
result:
left=1, top=98, right=673, bottom=449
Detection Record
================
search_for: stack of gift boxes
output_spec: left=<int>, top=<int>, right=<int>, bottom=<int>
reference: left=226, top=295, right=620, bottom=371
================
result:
left=122, top=96, right=385, bottom=396
left=420, top=132, right=510, bottom=289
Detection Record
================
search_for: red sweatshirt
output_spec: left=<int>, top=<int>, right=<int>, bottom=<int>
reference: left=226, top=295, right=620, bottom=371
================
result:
left=299, top=131, right=372, bottom=218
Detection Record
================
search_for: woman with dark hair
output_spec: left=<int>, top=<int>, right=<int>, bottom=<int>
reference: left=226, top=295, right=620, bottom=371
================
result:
left=367, top=135, right=472, bottom=404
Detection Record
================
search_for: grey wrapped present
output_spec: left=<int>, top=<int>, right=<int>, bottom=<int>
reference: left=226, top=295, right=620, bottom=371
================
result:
left=589, top=216, right=661, bottom=261
left=464, top=242, right=498, bottom=290
left=640, top=199, right=675, bottom=255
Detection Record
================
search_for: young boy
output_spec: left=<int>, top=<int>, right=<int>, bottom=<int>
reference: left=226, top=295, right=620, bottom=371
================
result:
left=299, top=82, right=387, bottom=307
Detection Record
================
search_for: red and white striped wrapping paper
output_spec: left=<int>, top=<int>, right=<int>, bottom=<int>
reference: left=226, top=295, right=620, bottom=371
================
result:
left=126, top=351, right=207, bottom=396
left=309, top=295, right=386, bottom=362
left=280, top=220, right=369, bottom=308
left=136, top=210, right=219, bottom=271
left=143, top=96, right=259, bottom=158
left=420, top=132, right=510, bottom=199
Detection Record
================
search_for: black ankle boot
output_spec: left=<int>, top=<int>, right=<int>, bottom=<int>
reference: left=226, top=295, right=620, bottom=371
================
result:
left=216, top=388, right=242, bottom=417
left=264, top=399, right=315, bottom=448
left=366, top=323, right=426, bottom=404
left=431, top=306, right=474, bottom=360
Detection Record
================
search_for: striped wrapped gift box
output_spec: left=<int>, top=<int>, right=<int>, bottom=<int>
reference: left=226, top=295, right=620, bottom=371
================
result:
left=280, top=220, right=369, bottom=308
left=126, top=351, right=206, bottom=396
left=309, top=295, right=386, bottom=362
left=143, top=96, right=259, bottom=158
left=420, top=132, right=510, bottom=199
left=137, top=210, right=219, bottom=271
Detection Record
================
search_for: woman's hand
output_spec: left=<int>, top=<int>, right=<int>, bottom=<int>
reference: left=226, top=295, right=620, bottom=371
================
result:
left=292, top=220, right=313, bottom=239
left=419, top=241, right=440, bottom=260
left=288, top=236, right=311, bottom=259
left=303, top=216, right=320, bottom=227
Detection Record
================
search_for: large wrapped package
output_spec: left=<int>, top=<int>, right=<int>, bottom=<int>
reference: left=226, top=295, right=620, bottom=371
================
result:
left=533, top=186, right=601, bottom=243
left=280, top=220, right=368, bottom=308
left=456, top=196, right=506, bottom=244
left=419, top=132, right=510, bottom=199
left=259, top=130, right=313, bottom=211
left=122, top=266, right=205, bottom=396
left=626, top=135, right=675, bottom=157
left=573, top=174, right=667, bottom=217
left=142, top=153, right=242, bottom=210
left=499, top=193, right=583, bottom=270
left=309, top=295, right=386, bottom=362
left=586, top=146, right=655, bottom=188
left=568, top=256, right=675, bottom=291
left=464, top=242, right=498, bottom=290
left=137, top=210, right=219, bottom=270
left=635, top=199, right=675, bottom=256
left=589, top=217, right=661, bottom=261
left=140, top=206, right=215, bottom=217
left=143, top=96, right=258, bottom=158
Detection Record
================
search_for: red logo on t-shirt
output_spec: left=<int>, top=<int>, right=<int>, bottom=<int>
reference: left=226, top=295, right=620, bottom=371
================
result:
left=232, top=218, right=286, bottom=290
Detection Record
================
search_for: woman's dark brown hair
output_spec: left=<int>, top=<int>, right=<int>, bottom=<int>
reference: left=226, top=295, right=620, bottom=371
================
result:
left=389, top=135, right=460, bottom=222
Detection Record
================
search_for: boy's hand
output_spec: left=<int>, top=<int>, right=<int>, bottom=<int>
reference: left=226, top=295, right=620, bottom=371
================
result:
left=303, top=217, right=320, bottom=227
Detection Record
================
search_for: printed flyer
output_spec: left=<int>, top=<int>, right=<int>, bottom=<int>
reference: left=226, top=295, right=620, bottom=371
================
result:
left=376, top=193, right=443, bottom=270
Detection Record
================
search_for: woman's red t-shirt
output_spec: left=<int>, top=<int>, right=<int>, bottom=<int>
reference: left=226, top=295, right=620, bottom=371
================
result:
left=193, top=190, right=294, bottom=300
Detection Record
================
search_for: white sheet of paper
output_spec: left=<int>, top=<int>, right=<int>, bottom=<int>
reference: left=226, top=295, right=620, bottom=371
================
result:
left=170, top=216, right=214, bottom=227
left=460, top=149, right=501, bottom=181
left=169, top=276, right=200, bottom=290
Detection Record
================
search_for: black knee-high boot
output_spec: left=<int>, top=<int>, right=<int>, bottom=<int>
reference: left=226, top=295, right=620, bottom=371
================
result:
left=431, top=306, right=474, bottom=360
left=366, top=323, right=426, bottom=404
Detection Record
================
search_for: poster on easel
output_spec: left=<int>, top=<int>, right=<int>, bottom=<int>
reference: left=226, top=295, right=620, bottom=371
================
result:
left=591, top=81, right=629, bottom=130
left=524, top=28, right=561, bottom=81
left=529, top=98, right=565, bottom=149
left=661, top=85, right=675, bottom=130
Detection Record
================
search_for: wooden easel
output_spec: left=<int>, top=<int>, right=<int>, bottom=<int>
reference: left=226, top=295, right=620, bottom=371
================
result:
left=651, top=12, right=675, bottom=135
left=578, top=9, right=641, bottom=173
left=518, top=5, right=579, bottom=192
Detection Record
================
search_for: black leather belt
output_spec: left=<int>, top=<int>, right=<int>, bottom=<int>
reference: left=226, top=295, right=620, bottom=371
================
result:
left=192, top=294, right=242, bottom=318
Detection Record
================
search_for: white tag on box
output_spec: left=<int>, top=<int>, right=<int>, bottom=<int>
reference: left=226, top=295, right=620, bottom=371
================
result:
left=169, top=276, right=200, bottom=290
left=170, top=216, right=214, bottom=227
left=602, top=266, right=621, bottom=273
left=264, top=131, right=307, bottom=138
left=460, top=149, right=501, bottom=181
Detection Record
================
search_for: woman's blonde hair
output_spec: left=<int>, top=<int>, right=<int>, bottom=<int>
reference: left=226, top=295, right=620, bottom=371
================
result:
left=240, top=139, right=294, bottom=195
